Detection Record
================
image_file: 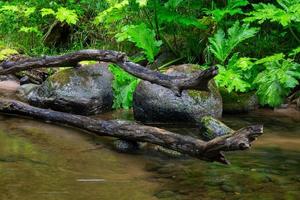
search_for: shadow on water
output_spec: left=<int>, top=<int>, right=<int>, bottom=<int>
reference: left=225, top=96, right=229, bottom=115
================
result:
left=0, top=108, right=299, bottom=200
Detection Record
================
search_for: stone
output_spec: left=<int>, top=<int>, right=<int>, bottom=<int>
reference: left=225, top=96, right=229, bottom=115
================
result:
left=18, top=63, right=113, bottom=115
left=113, top=139, right=139, bottom=153
left=133, top=64, right=222, bottom=123
left=200, top=116, right=234, bottom=141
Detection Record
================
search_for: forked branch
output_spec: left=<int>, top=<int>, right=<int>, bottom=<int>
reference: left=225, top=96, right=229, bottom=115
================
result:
left=0, top=99, right=263, bottom=164
left=0, top=49, right=218, bottom=96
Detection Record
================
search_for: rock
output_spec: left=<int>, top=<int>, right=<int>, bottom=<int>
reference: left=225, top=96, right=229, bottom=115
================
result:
left=113, top=139, right=139, bottom=153
left=133, top=64, right=222, bottom=123
left=200, top=116, right=234, bottom=141
left=220, top=184, right=242, bottom=193
left=220, top=88, right=258, bottom=113
left=19, top=63, right=113, bottom=115
left=0, top=80, right=20, bottom=97
left=0, top=75, right=19, bottom=82
left=17, top=83, right=39, bottom=100
left=19, top=76, right=31, bottom=85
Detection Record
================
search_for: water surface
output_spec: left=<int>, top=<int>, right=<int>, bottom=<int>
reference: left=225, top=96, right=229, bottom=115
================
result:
left=0, top=109, right=299, bottom=200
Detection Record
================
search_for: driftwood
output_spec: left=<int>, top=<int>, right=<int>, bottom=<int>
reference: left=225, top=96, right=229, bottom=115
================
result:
left=0, top=49, right=218, bottom=96
left=0, top=99, right=263, bottom=164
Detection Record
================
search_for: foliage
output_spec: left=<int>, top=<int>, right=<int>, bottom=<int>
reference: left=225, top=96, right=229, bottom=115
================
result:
left=290, top=46, right=300, bottom=57
left=205, top=0, right=249, bottom=22
left=41, top=7, right=79, bottom=25
left=215, top=53, right=255, bottom=93
left=244, top=1, right=300, bottom=27
left=254, top=54, right=300, bottom=107
left=115, top=23, right=162, bottom=62
left=108, top=64, right=140, bottom=109
left=0, top=0, right=299, bottom=108
left=208, top=21, right=259, bottom=64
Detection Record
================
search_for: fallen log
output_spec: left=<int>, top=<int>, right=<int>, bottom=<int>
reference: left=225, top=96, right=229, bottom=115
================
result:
left=0, top=99, right=263, bottom=164
left=0, top=49, right=218, bottom=96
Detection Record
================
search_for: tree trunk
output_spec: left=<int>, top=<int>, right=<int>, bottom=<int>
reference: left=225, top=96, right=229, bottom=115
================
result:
left=0, top=99, right=263, bottom=164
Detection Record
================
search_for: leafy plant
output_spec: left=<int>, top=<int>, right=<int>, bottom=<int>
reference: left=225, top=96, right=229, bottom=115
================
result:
left=244, top=1, right=300, bottom=27
left=215, top=53, right=255, bottom=93
left=109, top=64, right=140, bottom=109
left=290, top=46, right=300, bottom=57
left=115, top=23, right=162, bottom=62
left=244, top=0, right=300, bottom=43
left=254, top=54, right=300, bottom=107
left=205, top=0, right=249, bottom=22
left=208, top=21, right=259, bottom=64
left=41, top=7, right=79, bottom=25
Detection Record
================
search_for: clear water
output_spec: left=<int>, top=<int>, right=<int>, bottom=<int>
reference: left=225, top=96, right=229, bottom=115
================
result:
left=0, top=110, right=299, bottom=200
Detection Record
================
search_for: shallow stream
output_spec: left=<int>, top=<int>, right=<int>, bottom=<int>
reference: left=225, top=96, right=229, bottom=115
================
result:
left=0, top=109, right=299, bottom=200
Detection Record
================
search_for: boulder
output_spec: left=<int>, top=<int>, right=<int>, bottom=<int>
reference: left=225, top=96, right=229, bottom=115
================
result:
left=0, top=74, right=20, bottom=98
left=220, top=88, right=258, bottom=113
left=18, top=63, right=113, bottom=115
left=133, top=64, right=222, bottom=123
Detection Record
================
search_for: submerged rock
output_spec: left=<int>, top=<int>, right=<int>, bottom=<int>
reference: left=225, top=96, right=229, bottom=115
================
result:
left=133, top=64, right=222, bottom=123
left=18, top=63, right=113, bottom=115
left=113, top=139, right=139, bottom=153
left=220, top=88, right=258, bottom=113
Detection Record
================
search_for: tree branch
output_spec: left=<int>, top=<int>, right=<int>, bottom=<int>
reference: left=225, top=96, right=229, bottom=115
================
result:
left=0, top=49, right=218, bottom=96
left=0, top=99, right=263, bottom=164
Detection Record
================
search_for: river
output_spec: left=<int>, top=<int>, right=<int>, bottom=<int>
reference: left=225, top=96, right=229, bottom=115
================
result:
left=0, top=109, right=299, bottom=200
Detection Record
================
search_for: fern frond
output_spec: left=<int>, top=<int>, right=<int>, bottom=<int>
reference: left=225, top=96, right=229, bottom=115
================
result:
left=244, top=1, right=300, bottom=26
left=115, top=23, right=162, bottom=62
left=158, top=8, right=207, bottom=29
left=208, top=21, right=259, bottom=64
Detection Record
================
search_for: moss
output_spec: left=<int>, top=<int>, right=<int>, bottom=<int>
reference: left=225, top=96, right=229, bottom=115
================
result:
left=200, top=116, right=233, bottom=140
left=48, top=65, right=100, bottom=86
left=0, top=102, right=12, bottom=109
left=188, top=90, right=209, bottom=101
left=48, top=68, right=73, bottom=85
left=0, top=48, right=18, bottom=61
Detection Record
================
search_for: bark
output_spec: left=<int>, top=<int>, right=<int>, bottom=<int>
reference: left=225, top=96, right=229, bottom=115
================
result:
left=0, top=99, right=263, bottom=164
left=0, top=49, right=218, bottom=96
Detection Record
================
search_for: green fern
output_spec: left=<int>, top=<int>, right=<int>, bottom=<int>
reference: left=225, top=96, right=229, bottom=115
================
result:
left=205, top=0, right=249, bottom=22
left=157, top=8, right=207, bottom=29
left=215, top=53, right=253, bottom=93
left=109, top=64, right=140, bottom=109
left=208, top=21, right=259, bottom=64
left=254, top=54, right=300, bottom=107
left=41, top=7, right=78, bottom=25
left=94, top=0, right=128, bottom=25
left=244, top=1, right=300, bottom=26
left=289, top=46, right=300, bottom=57
left=115, top=23, right=162, bottom=62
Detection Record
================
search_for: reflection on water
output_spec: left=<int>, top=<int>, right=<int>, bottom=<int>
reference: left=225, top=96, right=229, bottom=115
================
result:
left=0, top=116, right=158, bottom=200
left=0, top=109, right=299, bottom=200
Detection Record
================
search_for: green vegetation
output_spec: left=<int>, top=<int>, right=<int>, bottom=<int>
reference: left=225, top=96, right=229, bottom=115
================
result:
left=109, top=64, right=140, bottom=109
left=0, top=0, right=299, bottom=108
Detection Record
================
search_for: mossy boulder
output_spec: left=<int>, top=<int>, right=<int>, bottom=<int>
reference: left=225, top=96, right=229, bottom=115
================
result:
left=133, top=64, right=222, bottom=123
left=19, top=63, right=113, bottom=115
left=220, top=88, right=258, bottom=113
left=200, top=116, right=234, bottom=141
